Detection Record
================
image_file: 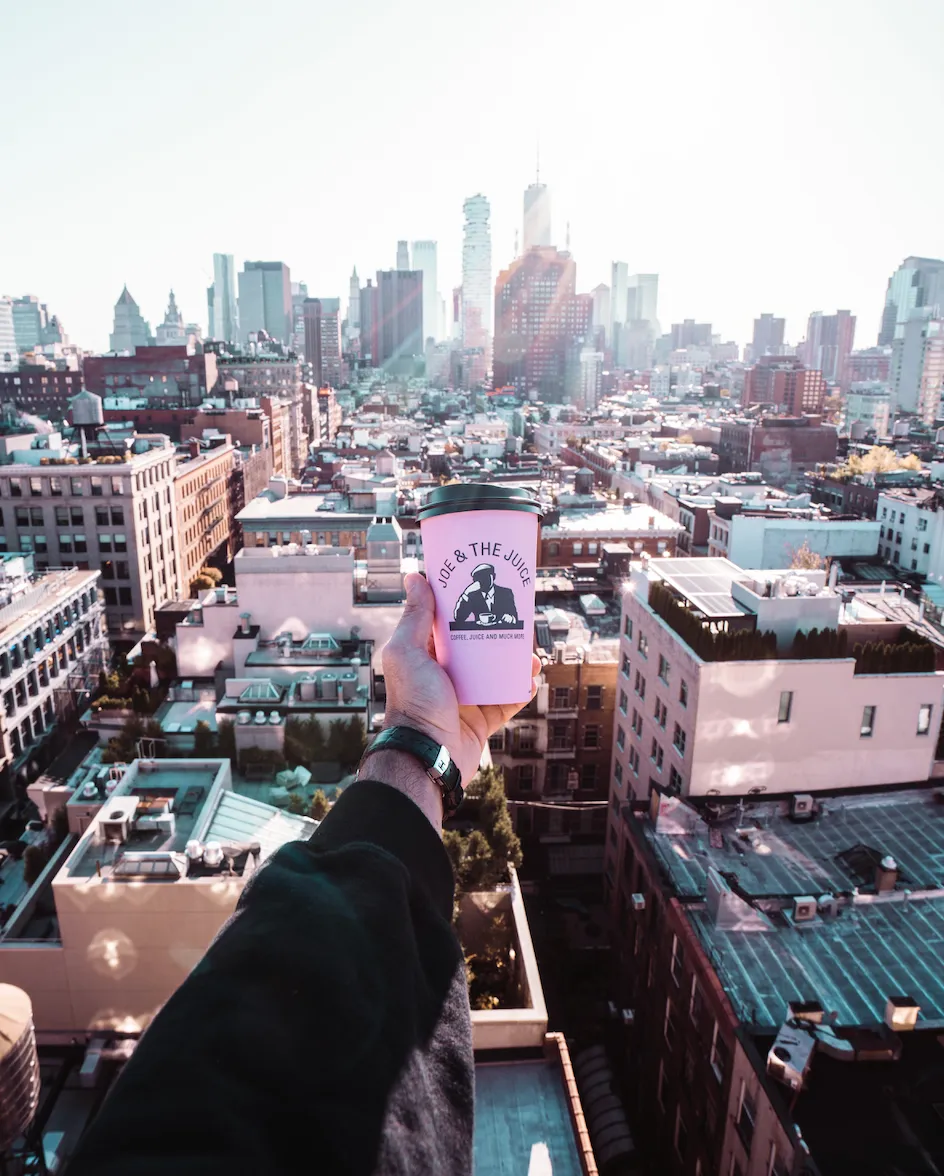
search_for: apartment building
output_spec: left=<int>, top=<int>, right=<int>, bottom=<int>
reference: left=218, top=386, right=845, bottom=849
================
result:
left=705, top=504, right=880, bottom=566
left=541, top=502, right=682, bottom=566
left=606, top=783, right=944, bottom=1176
left=490, top=593, right=618, bottom=877
left=236, top=481, right=374, bottom=560
left=0, top=364, right=83, bottom=420
left=876, top=486, right=942, bottom=574
left=0, top=428, right=179, bottom=642
left=0, top=567, right=106, bottom=795
left=610, top=557, right=944, bottom=805
left=173, top=437, right=237, bottom=593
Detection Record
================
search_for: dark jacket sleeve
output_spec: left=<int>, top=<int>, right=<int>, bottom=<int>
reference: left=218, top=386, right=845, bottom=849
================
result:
left=66, top=780, right=474, bottom=1176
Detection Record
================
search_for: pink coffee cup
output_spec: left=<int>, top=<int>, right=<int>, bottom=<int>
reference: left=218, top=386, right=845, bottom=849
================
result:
left=418, top=484, right=543, bottom=705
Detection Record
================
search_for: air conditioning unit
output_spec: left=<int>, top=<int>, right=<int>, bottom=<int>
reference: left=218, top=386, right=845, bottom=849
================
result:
left=792, top=896, right=818, bottom=923
left=632, top=893, right=646, bottom=912
left=790, top=793, right=815, bottom=820
left=767, top=1021, right=816, bottom=1091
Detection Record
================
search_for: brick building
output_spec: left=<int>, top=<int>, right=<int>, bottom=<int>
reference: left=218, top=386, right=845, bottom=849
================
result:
left=742, top=357, right=826, bottom=415
left=540, top=503, right=681, bottom=567
left=84, top=346, right=219, bottom=405
left=0, top=365, right=83, bottom=420
left=173, top=437, right=237, bottom=593
left=718, top=418, right=837, bottom=479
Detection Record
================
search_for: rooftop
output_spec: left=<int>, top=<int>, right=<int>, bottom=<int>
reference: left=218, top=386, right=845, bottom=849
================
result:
left=0, top=568, right=98, bottom=646
left=236, top=492, right=374, bottom=526
left=543, top=503, right=682, bottom=538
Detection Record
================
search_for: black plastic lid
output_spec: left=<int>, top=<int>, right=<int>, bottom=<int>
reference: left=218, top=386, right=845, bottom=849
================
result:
left=417, top=482, right=544, bottom=521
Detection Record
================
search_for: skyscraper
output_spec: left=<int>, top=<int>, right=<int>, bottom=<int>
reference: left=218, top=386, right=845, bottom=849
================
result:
left=347, top=268, right=361, bottom=330
left=610, top=262, right=629, bottom=339
left=411, top=241, right=439, bottom=343
left=879, top=257, right=944, bottom=345
left=155, top=290, right=187, bottom=346
left=493, top=246, right=592, bottom=401
left=522, top=182, right=551, bottom=251
left=11, top=295, right=64, bottom=353
left=630, top=274, right=659, bottom=330
left=0, top=299, right=16, bottom=371
left=375, top=271, right=423, bottom=371
left=891, top=316, right=944, bottom=424
left=208, top=254, right=239, bottom=343
left=591, top=284, right=610, bottom=339
left=461, top=195, right=492, bottom=368
left=752, top=313, right=786, bottom=359
left=396, top=241, right=410, bottom=271
left=109, top=286, right=152, bottom=353
left=359, top=280, right=377, bottom=365
left=304, top=299, right=342, bottom=387
left=801, top=310, right=856, bottom=384
left=238, top=261, right=292, bottom=346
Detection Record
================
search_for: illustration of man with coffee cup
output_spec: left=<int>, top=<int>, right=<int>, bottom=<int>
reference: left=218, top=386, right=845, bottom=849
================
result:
left=452, top=563, right=519, bottom=629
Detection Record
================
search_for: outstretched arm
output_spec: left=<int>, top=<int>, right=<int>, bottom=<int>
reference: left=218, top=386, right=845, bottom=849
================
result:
left=67, top=574, right=538, bottom=1176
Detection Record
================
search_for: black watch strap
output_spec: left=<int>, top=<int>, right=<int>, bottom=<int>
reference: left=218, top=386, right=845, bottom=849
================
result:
left=363, top=726, right=464, bottom=817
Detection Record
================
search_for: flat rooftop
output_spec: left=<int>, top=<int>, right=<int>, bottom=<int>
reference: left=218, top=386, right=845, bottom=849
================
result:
left=473, top=1061, right=583, bottom=1176
left=542, top=503, right=682, bottom=538
left=0, top=568, right=97, bottom=645
left=644, top=788, right=944, bottom=900
left=236, top=493, right=373, bottom=526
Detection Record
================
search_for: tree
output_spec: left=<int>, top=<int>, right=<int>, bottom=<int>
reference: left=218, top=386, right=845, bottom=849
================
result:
left=836, top=446, right=922, bottom=479
left=309, top=789, right=330, bottom=821
left=286, top=792, right=307, bottom=815
left=50, top=805, right=70, bottom=846
left=789, top=541, right=825, bottom=570
left=190, top=575, right=215, bottom=594
left=200, top=567, right=223, bottom=585
left=218, top=718, right=236, bottom=766
left=193, top=720, right=215, bottom=757
left=22, top=844, right=46, bottom=886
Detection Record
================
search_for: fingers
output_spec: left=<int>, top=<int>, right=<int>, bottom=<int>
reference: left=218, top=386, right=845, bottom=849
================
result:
left=392, top=573, right=435, bottom=652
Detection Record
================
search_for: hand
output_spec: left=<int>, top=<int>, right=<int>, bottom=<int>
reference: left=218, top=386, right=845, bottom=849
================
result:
left=382, top=573, right=540, bottom=785
left=500, top=614, right=515, bottom=625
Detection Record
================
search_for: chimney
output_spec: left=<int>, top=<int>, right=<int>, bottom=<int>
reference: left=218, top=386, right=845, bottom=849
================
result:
left=239, top=612, right=251, bottom=635
left=828, top=562, right=839, bottom=590
left=188, top=439, right=200, bottom=459
left=884, top=995, right=920, bottom=1031
left=875, top=854, right=898, bottom=893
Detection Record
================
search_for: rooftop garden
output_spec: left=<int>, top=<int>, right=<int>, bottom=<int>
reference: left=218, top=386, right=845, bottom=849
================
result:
left=648, top=580, right=937, bottom=673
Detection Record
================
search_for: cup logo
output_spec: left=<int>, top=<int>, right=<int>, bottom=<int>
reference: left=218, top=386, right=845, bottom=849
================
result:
left=449, top=563, right=522, bottom=631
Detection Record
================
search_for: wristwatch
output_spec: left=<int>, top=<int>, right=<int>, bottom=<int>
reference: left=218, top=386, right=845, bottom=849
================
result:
left=363, top=726, right=465, bottom=817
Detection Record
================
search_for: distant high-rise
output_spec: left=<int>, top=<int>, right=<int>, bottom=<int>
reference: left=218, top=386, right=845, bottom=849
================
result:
left=523, top=182, right=551, bottom=251
left=411, top=241, right=439, bottom=343
left=493, top=246, right=592, bottom=401
left=670, top=320, right=712, bottom=350
left=461, top=195, right=492, bottom=372
left=238, top=261, right=292, bottom=346
left=109, top=286, right=152, bottom=353
left=0, top=299, right=17, bottom=371
left=347, top=268, right=360, bottom=330
left=304, top=298, right=342, bottom=387
left=891, top=316, right=944, bottom=424
left=592, top=284, right=610, bottom=338
left=752, top=313, right=786, bottom=359
left=630, top=274, right=659, bottom=330
left=879, top=257, right=944, bottom=345
left=11, top=295, right=64, bottom=353
left=396, top=241, right=410, bottom=271
left=801, top=310, right=856, bottom=384
left=359, top=280, right=377, bottom=365
left=154, top=290, right=186, bottom=347
left=375, top=271, right=423, bottom=371
left=610, top=262, right=629, bottom=340
left=743, top=357, right=826, bottom=415
left=208, top=254, right=239, bottom=343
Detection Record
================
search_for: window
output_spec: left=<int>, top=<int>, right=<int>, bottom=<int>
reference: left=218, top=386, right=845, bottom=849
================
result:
left=70, top=477, right=83, bottom=496
left=736, top=1082, right=756, bottom=1153
left=918, top=516, right=929, bottom=532
left=116, top=561, right=130, bottom=580
left=548, top=542, right=559, bottom=556
left=58, top=534, right=72, bottom=553
left=95, top=506, right=109, bottom=526
left=517, top=765, right=534, bottom=792
left=673, top=1108, right=688, bottom=1160
left=632, top=708, right=643, bottom=737
left=618, top=689, right=628, bottom=715
left=900, top=512, right=906, bottom=524
left=637, top=631, right=648, bottom=657
left=9, top=478, right=22, bottom=498
left=616, top=726, right=626, bottom=750
left=861, top=705, right=876, bottom=737
left=90, top=476, right=104, bottom=497
left=111, top=505, right=124, bottom=525
left=49, top=477, right=62, bottom=497
left=114, top=534, right=127, bottom=553
left=621, top=653, right=631, bottom=677
left=679, top=679, right=688, bottom=707
left=623, top=616, right=633, bottom=640
left=553, top=686, right=571, bottom=709
left=778, top=690, right=793, bottom=724
left=912, top=537, right=918, bottom=551
left=918, top=704, right=933, bottom=735
left=690, top=975, right=704, bottom=1025
left=103, top=587, right=117, bottom=606
left=111, top=476, right=123, bottom=495
left=911, top=559, right=918, bottom=571
left=583, top=725, right=601, bottom=749
left=587, top=542, right=597, bottom=555
left=118, top=587, right=132, bottom=606
left=669, top=765, right=683, bottom=792
left=13, top=507, right=27, bottom=527
left=634, top=671, right=646, bottom=700
left=586, top=684, right=603, bottom=710
left=74, top=534, right=87, bottom=554
left=488, top=729, right=505, bottom=752
left=710, top=1023, right=729, bottom=1082
left=54, top=506, right=67, bottom=526
left=658, top=654, right=670, bottom=684
left=34, top=535, right=47, bottom=554
left=651, top=740, right=663, bottom=771
left=654, top=698, right=667, bottom=728
left=881, top=506, right=888, bottom=519
left=670, top=934, right=684, bottom=985
left=580, top=763, right=598, bottom=790
left=924, top=543, right=931, bottom=554
left=99, top=534, right=112, bottom=552
left=614, top=761, right=623, bottom=785
left=673, top=723, right=686, bottom=756
left=664, top=998, right=677, bottom=1048
left=572, top=542, right=583, bottom=556
left=71, top=506, right=83, bottom=525
left=628, top=746, right=640, bottom=774
left=768, top=1146, right=790, bottom=1176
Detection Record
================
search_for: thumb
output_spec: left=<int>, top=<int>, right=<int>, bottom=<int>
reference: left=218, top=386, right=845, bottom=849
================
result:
left=396, top=573, right=435, bottom=649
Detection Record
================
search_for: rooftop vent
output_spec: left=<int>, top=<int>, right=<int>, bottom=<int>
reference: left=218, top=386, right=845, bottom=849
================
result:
left=792, top=896, right=818, bottom=923
left=885, top=995, right=919, bottom=1032
left=767, top=1022, right=817, bottom=1091
left=876, top=854, right=899, bottom=893
left=790, top=793, right=815, bottom=821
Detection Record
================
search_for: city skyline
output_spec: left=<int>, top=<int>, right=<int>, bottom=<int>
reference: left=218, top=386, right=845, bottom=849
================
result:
left=3, top=0, right=944, bottom=352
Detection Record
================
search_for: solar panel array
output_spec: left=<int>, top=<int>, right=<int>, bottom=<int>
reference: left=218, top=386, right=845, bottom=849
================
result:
left=654, top=557, right=744, bottom=618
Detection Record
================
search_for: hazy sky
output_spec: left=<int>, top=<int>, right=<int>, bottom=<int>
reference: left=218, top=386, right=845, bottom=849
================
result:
left=3, top=0, right=943, bottom=353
